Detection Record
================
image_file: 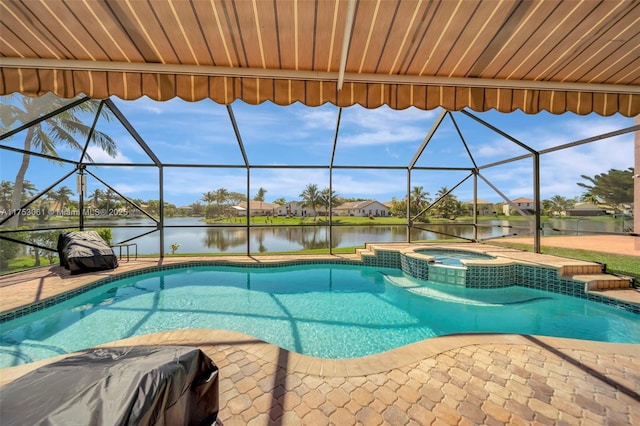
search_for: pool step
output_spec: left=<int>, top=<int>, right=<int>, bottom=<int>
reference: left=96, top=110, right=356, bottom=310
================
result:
left=560, top=264, right=605, bottom=275
left=355, top=247, right=375, bottom=260
left=578, top=275, right=633, bottom=291
left=357, top=243, right=635, bottom=294
left=356, top=244, right=389, bottom=260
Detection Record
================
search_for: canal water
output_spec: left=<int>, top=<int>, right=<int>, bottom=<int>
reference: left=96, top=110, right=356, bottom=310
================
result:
left=88, top=217, right=624, bottom=255
left=11, top=216, right=625, bottom=255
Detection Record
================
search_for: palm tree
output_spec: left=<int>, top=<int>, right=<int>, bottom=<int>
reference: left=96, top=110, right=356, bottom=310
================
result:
left=319, top=187, right=340, bottom=217
left=202, top=191, right=215, bottom=207
left=433, top=186, right=461, bottom=219
left=0, top=181, right=14, bottom=211
left=20, top=180, right=38, bottom=202
left=90, top=188, right=104, bottom=208
left=214, top=188, right=230, bottom=216
left=273, top=197, right=287, bottom=206
left=190, top=201, right=204, bottom=216
left=580, top=191, right=600, bottom=205
left=16, top=180, right=39, bottom=223
left=254, top=187, right=267, bottom=211
left=227, top=191, right=246, bottom=206
left=410, top=186, right=430, bottom=219
left=545, top=195, right=574, bottom=217
left=103, top=189, right=116, bottom=212
left=2, top=94, right=117, bottom=227
left=202, top=191, right=216, bottom=218
left=254, top=187, right=267, bottom=202
left=53, top=186, right=74, bottom=211
left=300, top=183, right=321, bottom=220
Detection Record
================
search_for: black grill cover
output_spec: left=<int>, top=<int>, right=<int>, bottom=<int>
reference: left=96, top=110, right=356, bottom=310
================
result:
left=0, top=346, right=219, bottom=426
left=57, top=231, right=118, bottom=274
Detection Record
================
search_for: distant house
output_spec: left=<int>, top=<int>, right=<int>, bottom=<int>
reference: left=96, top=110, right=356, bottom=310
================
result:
left=233, top=201, right=280, bottom=216
left=176, top=205, right=194, bottom=215
left=463, top=199, right=493, bottom=216
left=334, top=200, right=390, bottom=217
left=275, top=201, right=320, bottom=217
left=563, top=202, right=608, bottom=217
left=502, top=197, right=536, bottom=216
left=618, top=204, right=633, bottom=216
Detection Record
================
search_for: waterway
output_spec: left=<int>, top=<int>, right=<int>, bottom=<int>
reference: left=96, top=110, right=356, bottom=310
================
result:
left=11, top=216, right=627, bottom=255
left=82, top=216, right=626, bottom=255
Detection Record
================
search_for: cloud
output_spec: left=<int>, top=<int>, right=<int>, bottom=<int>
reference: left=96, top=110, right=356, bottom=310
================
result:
left=344, top=105, right=438, bottom=128
left=538, top=137, right=632, bottom=199
left=335, top=105, right=438, bottom=148
left=110, top=181, right=159, bottom=196
left=561, top=114, right=633, bottom=140
left=339, top=128, right=419, bottom=147
left=248, top=169, right=331, bottom=199
left=473, top=138, right=527, bottom=159
left=164, top=169, right=248, bottom=197
left=75, top=100, right=635, bottom=207
left=141, top=104, right=163, bottom=115
left=85, top=146, right=132, bottom=163
left=385, top=145, right=400, bottom=159
left=474, top=132, right=632, bottom=202
left=297, top=107, right=340, bottom=129
left=330, top=168, right=413, bottom=199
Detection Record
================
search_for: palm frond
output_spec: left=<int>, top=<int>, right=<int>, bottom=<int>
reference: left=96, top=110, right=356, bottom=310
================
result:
left=0, top=104, right=26, bottom=129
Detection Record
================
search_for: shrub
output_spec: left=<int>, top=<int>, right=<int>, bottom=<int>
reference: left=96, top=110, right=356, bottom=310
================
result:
left=95, top=228, right=112, bottom=244
left=0, top=231, right=27, bottom=269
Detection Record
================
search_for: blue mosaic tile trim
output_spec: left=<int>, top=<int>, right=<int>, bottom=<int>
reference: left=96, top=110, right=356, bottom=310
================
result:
left=516, top=265, right=585, bottom=297
left=400, top=255, right=430, bottom=280
left=398, top=253, right=638, bottom=314
left=515, top=264, right=640, bottom=314
left=465, top=265, right=515, bottom=288
left=362, top=249, right=401, bottom=268
left=585, top=293, right=640, bottom=314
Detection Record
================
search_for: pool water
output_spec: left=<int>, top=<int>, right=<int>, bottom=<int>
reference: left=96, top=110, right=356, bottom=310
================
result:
left=1, top=264, right=638, bottom=368
left=416, top=249, right=495, bottom=266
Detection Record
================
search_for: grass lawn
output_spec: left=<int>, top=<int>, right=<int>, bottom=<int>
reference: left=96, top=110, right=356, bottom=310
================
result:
left=3, top=255, right=59, bottom=274
left=490, top=241, right=640, bottom=281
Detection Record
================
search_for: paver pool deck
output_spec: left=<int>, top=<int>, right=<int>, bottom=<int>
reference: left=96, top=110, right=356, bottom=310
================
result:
left=1, top=241, right=638, bottom=425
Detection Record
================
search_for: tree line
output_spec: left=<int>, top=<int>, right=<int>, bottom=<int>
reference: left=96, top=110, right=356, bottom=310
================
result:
left=198, top=184, right=341, bottom=219
left=3, top=166, right=634, bottom=224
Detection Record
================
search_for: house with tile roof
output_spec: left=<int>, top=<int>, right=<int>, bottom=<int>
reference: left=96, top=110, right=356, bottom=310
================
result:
left=334, top=200, right=390, bottom=217
left=463, top=199, right=494, bottom=216
left=232, top=201, right=280, bottom=216
left=274, top=201, right=320, bottom=218
left=563, top=202, right=609, bottom=217
left=502, top=197, right=537, bottom=216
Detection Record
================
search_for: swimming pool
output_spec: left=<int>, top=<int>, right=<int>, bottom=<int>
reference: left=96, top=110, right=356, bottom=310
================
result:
left=1, top=263, right=638, bottom=368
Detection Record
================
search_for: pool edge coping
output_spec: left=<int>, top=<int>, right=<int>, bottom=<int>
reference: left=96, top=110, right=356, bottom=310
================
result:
left=1, top=329, right=638, bottom=387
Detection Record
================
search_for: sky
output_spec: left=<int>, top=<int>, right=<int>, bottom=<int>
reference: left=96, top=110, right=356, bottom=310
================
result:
left=1, top=95, right=635, bottom=208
